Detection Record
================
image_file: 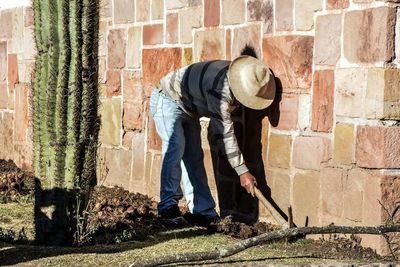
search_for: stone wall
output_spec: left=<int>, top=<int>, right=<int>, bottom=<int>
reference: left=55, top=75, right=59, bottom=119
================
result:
left=1, top=0, right=400, bottom=254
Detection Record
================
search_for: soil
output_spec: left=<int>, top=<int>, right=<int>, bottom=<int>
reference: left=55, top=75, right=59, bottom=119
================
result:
left=0, top=160, right=35, bottom=203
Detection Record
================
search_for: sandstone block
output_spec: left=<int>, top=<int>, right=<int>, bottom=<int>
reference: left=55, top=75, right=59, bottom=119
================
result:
left=194, top=28, right=225, bottom=62
left=98, top=58, right=106, bottom=84
left=142, top=48, right=182, bottom=96
left=333, top=123, right=355, bottom=165
left=23, top=26, right=36, bottom=60
left=344, top=169, right=365, bottom=223
left=113, top=0, right=135, bottom=24
left=314, top=14, right=342, bottom=66
left=269, top=169, right=291, bottom=213
left=335, top=68, right=366, bottom=118
left=295, top=0, right=322, bottom=31
left=166, top=0, right=188, bottom=9
left=148, top=118, right=162, bottom=150
left=107, top=29, right=126, bottom=69
left=232, top=24, right=261, bottom=59
left=0, top=113, right=14, bottom=160
left=226, top=29, right=231, bottom=60
left=9, top=8, right=24, bottom=54
left=221, top=0, right=245, bottom=25
left=366, top=68, right=400, bottom=119
left=263, top=36, right=314, bottom=92
left=122, top=131, right=134, bottom=149
left=180, top=6, right=202, bottom=44
left=267, top=134, right=292, bottom=169
left=272, top=93, right=299, bottom=130
left=99, top=98, right=122, bottom=146
left=151, top=0, right=164, bottom=20
left=123, top=71, right=144, bottom=130
left=275, top=0, right=293, bottom=31
left=136, top=0, right=150, bottom=22
left=7, top=54, right=18, bottom=93
left=24, top=7, right=33, bottom=27
left=182, top=48, right=193, bottom=66
left=344, top=7, right=396, bottom=63
left=106, top=70, right=121, bottom=97
left=99, top=148, right=132, bottom=189
left=130, top=132, right=146, bottom=181
left=293, top=171, right=320, bottom=226
left=99, top=21, right=108, bottom=57
left=14, top=84, right=29, bottom=141
left=298, top=94, right=311, bottom=131
left=143, top=24, right=163, bottom=45
left=100, top=0, right=112, bottom=19
left=320, top=168, right=345, bottom=224
left=166, top=13, right=178, bottom=44
left=293, top=136, right=332, bottom=170
left=204, top=0, right=220, bottom=27
left=356, top=126, right=400, bottom=168
left=0, top=84, right=7, bottom=109
left=127, top=26, right=142, bottom=68
left=312, top=70, right=334, bottom=132
left=0, top=10, right=12, bottom=39
left=326, top=0, right=349, bottom=9
left=0, top=42, right=7, bottom=83
left=148, top=153, right=162, bottom=199
left=247, top=0, right=273, bottom=34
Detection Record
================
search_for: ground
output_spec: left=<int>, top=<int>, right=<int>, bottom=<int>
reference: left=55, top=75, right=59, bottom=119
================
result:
left=0, top=160, right=399, bottom=266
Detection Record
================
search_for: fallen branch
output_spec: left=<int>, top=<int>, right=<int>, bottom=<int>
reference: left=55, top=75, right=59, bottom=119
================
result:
left=129, top=224, right=400, bottom=267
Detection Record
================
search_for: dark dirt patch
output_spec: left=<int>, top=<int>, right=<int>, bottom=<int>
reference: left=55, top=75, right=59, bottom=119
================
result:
left=215, top=216, right=280, bottom=239
left=0, top=160, right=35, bottom=203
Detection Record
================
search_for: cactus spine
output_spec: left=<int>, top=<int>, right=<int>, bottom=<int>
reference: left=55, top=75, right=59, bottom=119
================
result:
left=32, top=0, right=100, bottom=245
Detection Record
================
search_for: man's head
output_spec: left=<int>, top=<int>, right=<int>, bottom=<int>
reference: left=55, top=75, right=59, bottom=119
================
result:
left=228, top=56, right=276, bottom=110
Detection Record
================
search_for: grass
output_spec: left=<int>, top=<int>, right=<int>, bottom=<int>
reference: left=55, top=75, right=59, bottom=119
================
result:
left=0, top=202, right=34, bottom=239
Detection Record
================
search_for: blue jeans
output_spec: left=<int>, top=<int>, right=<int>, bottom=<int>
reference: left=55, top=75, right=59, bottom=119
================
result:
left=149, top=89, right=217, bottom=217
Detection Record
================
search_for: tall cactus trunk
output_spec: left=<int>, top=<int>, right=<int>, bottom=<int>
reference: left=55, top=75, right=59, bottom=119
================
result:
left=32, top=0, right=100, bottom=245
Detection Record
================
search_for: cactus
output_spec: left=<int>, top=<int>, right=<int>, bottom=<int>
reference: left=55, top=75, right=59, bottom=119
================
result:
left=32, top=0, right=100, bottom=245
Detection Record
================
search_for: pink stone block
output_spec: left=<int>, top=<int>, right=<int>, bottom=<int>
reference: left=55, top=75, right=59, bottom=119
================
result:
left=275, top=0, right=293, bottom=31
left=166, top=13, right=178, bottom=44
left=204, top=0, right=220, bottom=27
left=314, top=14, right=342, bottom=66
left=312, top=70, right=334, bottom=132
left=293, top=136, right=332, bottom=170
left=271, top=94, right=299, bottom=131
left=356, top=126, right=400, bottom=168
left=107, top=29, right=126, bottom=69
left=8, top=54, right=18, bottom=93
left=143, top=24, right=163, bottom=45
left=106, top=70, right=121, bottom=97
left=0, top=42, right=7, bottom=82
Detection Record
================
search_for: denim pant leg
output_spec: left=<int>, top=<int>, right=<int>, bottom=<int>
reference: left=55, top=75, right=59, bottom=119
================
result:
left=181, top=119, right=217, bottom=217
left=150, top=90, right=186, bottom=213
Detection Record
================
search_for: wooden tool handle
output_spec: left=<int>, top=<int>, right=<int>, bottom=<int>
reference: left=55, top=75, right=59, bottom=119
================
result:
left=254, top=187, right=288, bottom=228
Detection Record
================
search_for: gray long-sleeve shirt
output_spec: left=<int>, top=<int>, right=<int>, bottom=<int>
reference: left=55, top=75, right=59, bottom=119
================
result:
left=159, top=60, right=249, bottom=176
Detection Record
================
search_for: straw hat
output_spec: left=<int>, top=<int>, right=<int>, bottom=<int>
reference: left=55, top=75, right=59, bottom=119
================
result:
left=227, top=56, right=276, bottom=110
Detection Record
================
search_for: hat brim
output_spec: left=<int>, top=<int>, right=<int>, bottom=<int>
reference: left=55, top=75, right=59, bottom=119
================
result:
left=228, top=56, right=276, bottom=110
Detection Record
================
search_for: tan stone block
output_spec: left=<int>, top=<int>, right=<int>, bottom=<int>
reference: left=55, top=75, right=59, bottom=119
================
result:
left=180, top=6, right=202, bottom=44
left=221, top=0, right=245, bottom=25
left=269, top=169, right=291, bottom=213
left=0, top=42, right=7, bottom=83
left=356, top=126, right=400, bottom=168
left=14, top=84, right=29, bottom=142
left=148, top=153, right=162, bottom=199
left=130, top=132, right=146, bottom=181
left=0, top=113, right=14, bottom=160
left=182, top=48, right=193, bottom=66
left=7, top=54, right=18, bottom=93
left=263, top=36, right=314, bottom=92
left=312, top=70, right=334, bottom=132
left=344, top=7, right=396, bottom=63
left=333, top=123, right=355, bottom=165
left=335, top=68, right=366, bottom=118
left=113, top=0, right=135, bottom=24
left=142, top=48, right=182, bottom=96
left=366, top=68, right=400, bottom=119
left=344, top=169, right=365, bottom=224
left=24, top=6, right=33, bottom=27
left=127, top=26, right=142, bottom=68
left=17, top=62, right=34, bottom=84
left=275, top=0, right=293, bottom=31
left=326, top=0, right=349, bottom=9
left=101, top=148, right=132, bottom=190
left=106, top=70, right=121, bottom=97
left=99, top=21, right=108, bottom=57
left=314, top=14, right=342, bottom=66
left=7, top=91, right=14, bottom=110
left=123, top=71, right=144, bottom=130
left=23, top=26, right=36, bottom=60
left=0, top=84, right=7, bottom=109
left=194, top=28, right=225, bottom=62
left=107, top=29, right=126, bottom=69
left=100, top=0, right=113, bottom=19
left=151, top=0, right=164, bottom=20
left=166, top=13, right=178, bottom=44
left=247, top=0, right=273, bottom=34
left=99, top=98, right=122, bottom=146
left=9, top=8, right=24, bottom=54
left=295, top=0, right=322, bottom=31
left=143, top=24, right=163, bottom=45
left=204, top=0, right=220, bottom=27
left=166, top=0, right=188, bottom=9
left=293, top=136, right=332, bottom=171
left=136, top=0, right=150, bottom=22
left=267, top=134, right=292, bottom=169
left=320, top=168, right=344, bottom=224
left=122, top=131, right=134, bottom=149
left=225, top=29, right=231, bottom=60
left=232, top=24, right=261, bottom=59
left=98, top=57, right=106, bottom=84
left=203, top=148, right=217, bottom=192
left=293, top=171, right=320, bottom=226
left=0, top=10, right=12, bottom=39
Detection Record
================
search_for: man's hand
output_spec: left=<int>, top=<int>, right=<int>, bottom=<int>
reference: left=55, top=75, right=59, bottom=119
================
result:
left=240, top=172, right=257, bottom=197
